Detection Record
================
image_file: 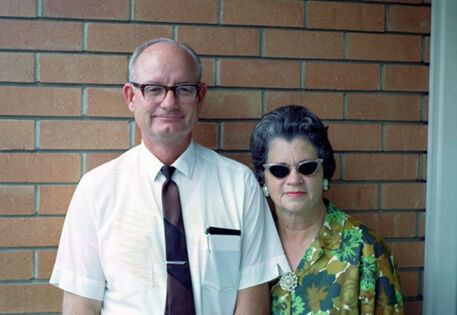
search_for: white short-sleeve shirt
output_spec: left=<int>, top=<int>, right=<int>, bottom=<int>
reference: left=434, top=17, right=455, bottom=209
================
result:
left=50, top=141, right=290, bottom=314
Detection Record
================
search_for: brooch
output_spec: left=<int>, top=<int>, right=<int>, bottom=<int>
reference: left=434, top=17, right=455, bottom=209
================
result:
left=279, top=272, right=298, bottom=293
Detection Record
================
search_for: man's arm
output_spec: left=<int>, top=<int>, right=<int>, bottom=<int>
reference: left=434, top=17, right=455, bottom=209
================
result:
left=233, top=283, right=270, bottom=315
left=62, top=291, right=102, bottom=315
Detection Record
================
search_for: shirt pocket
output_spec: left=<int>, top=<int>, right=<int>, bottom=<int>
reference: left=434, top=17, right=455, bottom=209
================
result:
left=203, top=234, right=241, bottom=290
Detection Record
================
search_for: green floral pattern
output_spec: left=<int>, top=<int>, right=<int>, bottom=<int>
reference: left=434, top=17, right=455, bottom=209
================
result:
left=271, top=200, right=404, bottom=314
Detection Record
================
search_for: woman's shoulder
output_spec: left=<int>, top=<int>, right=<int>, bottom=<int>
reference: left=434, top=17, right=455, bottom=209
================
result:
left=326, top=200, right=393, bottom=259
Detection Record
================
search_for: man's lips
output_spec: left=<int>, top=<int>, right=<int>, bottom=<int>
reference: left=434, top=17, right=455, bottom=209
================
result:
left=153, top=114, right=183, bottom=120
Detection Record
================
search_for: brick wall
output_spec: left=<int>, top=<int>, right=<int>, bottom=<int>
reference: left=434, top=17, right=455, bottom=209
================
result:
left=0, top=0, right=430, bottom=314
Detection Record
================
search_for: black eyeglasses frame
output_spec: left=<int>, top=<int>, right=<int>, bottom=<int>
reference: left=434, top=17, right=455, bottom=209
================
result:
left=130, top=82, right=201, bottom=101
left=263, top=158, right=324, bottom=178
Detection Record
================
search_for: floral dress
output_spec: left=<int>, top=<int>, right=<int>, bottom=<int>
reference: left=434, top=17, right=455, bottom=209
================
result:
left=271, top=200, right=403, bottom=314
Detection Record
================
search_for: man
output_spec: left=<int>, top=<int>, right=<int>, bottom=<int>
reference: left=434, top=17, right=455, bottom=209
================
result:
left=50, top=38, right=289, bottom=314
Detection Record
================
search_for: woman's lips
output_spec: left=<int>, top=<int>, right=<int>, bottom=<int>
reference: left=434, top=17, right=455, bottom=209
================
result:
left=285, top=191, right=306, bottom=198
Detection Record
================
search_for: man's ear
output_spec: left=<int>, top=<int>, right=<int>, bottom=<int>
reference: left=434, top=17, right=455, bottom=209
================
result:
left=123, top=83, right=135, bottom=113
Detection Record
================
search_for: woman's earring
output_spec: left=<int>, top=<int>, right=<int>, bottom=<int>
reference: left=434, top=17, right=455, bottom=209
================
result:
left=323, top=178, right=329, bottom=192
left=262, top=185, right=270, bottom=197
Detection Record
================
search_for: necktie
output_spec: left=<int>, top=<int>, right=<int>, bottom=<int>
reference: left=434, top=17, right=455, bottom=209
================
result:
left=161, top=166, right=196, bottom=315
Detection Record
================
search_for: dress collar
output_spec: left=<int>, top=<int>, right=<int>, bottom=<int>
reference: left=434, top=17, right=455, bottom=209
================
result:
left=315, top=199, right=347, bottom=250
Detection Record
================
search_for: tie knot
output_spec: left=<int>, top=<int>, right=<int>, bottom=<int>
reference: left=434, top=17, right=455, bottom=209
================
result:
left=161, top=165, right=176, bottom=180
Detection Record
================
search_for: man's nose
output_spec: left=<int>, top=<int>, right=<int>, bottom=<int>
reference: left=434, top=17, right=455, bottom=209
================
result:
left=160, top=89, right=178, bottom=109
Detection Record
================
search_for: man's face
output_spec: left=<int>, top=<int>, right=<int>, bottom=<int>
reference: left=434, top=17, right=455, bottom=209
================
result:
left=124, top=43, right=206, bottom=147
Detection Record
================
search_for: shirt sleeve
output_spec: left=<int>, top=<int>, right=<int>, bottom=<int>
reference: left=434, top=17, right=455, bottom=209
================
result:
left=49, top=174, right=106, bottom=301
left=359, top=235, right=404, bottom=314
left=237, top=171, right=290, bottom=290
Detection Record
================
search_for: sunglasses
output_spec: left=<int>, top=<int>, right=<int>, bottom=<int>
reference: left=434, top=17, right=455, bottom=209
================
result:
left=263, top=159, right=323, bottom=178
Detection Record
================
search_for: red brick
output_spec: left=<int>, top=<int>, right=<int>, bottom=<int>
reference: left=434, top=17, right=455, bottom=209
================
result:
left=0, top=0, right=36, bottom=16
left=388, top=5, right=431, bottom=34
left=332, top=154, right=341, bottom=181
left=419, top=211, right=425, bottom=238
left=42, top=0, right=129, bottom=20
left=328, top=123, right=382, bottom=151
left=37, top=250, right=57, bottom=279
left=308, top=1, right=384, bottom=32
left=39, top=185, right=76, bottom=215
left=347, top=94, right=421, bottom=121
left=201, top=58, right=215, bottom=87
left=378, top=212, right=417, bottom=238
left=324, top=184, right=378, bottom=210
left=352, top=212, right=417, bottom=238
left=220, top=59, right=300, bottom=89
left=85, top=153, right=122, bottom=173
left=381, top=183, right=426, bottom=209
left=265, top=92, right=344, bottom=120
left=385, top=125, right=428, bottom=151
left=0, top=251, right=33, bottom=280
left=222, top=153, right=253, bottom=169
left=178, top=26, right=260, bottom=56
left=264, top=30, right=343, bottom=59
left=423, top=96, right=428, bottom=122
left=135, top=0, right=218, bottom=23
left=0, top=20, right=82, bottom=51
left=345, top=154, right=419, bottom=181
left=86, top=88, right=131, bottom=117
left=0, top=87, right=81, bottom=116
left=425, top=36, right=430, bottom=63
left=363, top=0, right=421, bottom=3
left=134, top=123, right=142, bottom=146
left=201, top=90, right=262, bottom=119
left=421, top=153, right=427, bottom=181
left=400, top=270, right=420, bottom=297
left=194, top=122, right=218, bottom=150
left=222, top=0, right=304, bottom=27
left=347, top=33, right=422, bottom=62
left=0, top=120, right=35, bottom=150
left=390, top=241, right=424, bottom=267
left=40, top=120, right=130, bottom=150
left=383, top=65, right=429, bottom=92
left=404, top=300, right=422, bottom=315
left=222, top=122, right=256, bottom=150
left=0, top=217, right=64, bottom=247
left=0, top=153, right=80, bottom=183
left=0, top=52, right=34, bottom=82
left=87, top=23, right=172, bottom=53
left=306, top=62, right=380, bottom=90
left=39, top=53, right=127, bottom=84
left=0, top=284, right=62, bottom=313
left=0, top=185, right=35, bottom=215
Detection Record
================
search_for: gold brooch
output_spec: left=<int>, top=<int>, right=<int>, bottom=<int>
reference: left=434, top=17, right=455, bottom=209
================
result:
left=279, top=272, right=298, bottom=293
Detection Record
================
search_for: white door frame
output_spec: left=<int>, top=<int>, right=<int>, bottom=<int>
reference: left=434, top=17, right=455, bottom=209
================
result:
left=423, top=0, right=457, bottom=313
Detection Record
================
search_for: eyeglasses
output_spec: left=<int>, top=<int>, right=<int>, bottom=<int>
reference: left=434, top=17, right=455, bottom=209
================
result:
left=130, top=82, right=201, bottom=103
left=263, top=159, right=323, bottom=178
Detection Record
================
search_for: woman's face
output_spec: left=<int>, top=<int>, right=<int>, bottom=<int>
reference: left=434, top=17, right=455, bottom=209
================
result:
left=264, top=137, right=325, bottom=215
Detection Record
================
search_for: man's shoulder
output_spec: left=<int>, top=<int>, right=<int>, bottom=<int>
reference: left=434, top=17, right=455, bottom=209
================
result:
left=194, top=143, right=251, bottom=172
left=83, top=145, right=140, bottom=179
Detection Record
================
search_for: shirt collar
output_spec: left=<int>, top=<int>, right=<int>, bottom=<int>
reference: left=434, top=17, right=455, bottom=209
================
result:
left=314, top=199, right=347, bottom=250
left=139, top=140, right=196, bottom=181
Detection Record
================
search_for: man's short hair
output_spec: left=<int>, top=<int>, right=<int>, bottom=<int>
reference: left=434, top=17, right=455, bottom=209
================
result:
left=128, top=38, right=202, bottom=82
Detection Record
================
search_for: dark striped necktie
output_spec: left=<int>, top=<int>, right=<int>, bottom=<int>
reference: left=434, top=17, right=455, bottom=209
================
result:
left=161, top=166, right=196, bottom=315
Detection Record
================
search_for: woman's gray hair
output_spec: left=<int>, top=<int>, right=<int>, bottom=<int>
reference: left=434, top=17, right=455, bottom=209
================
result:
left=128, top=38, right=202, bottom=82
left=249, top=105, right=336, bottom=186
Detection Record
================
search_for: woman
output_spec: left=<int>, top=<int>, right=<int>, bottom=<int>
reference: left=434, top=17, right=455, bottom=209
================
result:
left=250, top=105, right=403, bottom=314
